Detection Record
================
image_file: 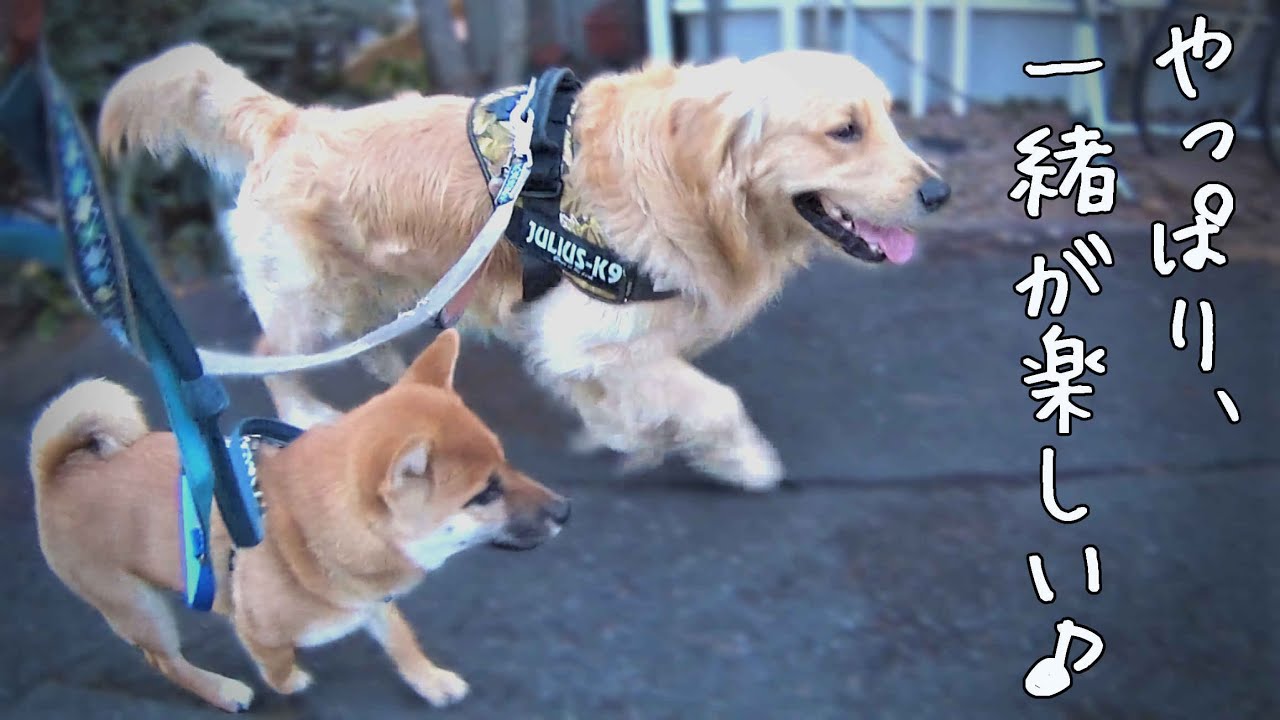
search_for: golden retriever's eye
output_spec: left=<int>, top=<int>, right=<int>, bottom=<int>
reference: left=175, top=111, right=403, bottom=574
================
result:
left=828, top=122, right=862, bottom=143
left=465, top=474, right=503, bottom=507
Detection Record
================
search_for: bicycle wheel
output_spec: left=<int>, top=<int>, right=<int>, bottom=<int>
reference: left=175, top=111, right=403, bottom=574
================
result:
left=1132, top=0, right=1185, bottom=155
left=1132, top=0, right=1267, bottom=158
left=1261, top=17, right=1280, bottom=170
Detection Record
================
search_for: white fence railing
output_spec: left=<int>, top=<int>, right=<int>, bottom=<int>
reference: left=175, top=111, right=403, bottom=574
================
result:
left=644, top=0, right=1271, bottom=140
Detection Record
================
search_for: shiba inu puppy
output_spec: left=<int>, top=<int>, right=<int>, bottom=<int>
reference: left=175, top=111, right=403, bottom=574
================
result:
left=28, top=330, right=569, bottom=712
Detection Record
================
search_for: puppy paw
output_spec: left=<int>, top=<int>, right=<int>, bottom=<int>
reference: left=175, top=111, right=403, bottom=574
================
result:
left=273, top=666, right=313, bottom=695
left=216, top=678, right=256, bottom=713
left=409, top=666, right=470, bottom=707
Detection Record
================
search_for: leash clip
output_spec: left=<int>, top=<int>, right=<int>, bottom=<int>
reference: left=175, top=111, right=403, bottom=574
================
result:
left=507, top=77, right=537, bottom=162
left=493, top=78, right=538, bottom=207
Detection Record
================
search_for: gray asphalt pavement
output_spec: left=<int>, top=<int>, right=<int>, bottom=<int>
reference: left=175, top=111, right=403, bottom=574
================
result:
left=0, top=232, right=1276, bottom=719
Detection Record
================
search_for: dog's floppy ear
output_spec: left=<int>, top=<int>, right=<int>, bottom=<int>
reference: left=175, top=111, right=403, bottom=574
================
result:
left=666, top=58, right=764, bottom=165
left=400, top=329, right=461, bottom=390
left=665, top=82, right=763, bottom=289
left=720, top=89, right=766, bottom=148
left=667, top=89, right=764, bottom=172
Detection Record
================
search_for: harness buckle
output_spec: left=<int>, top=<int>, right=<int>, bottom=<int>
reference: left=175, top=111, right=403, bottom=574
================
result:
left=619, top=273, right=636, bottom=304
left=506, top=77, right=537, bottom=163
left=520, top=179, right=563, bottom=199
left=491, top=78, right=539, bottom=208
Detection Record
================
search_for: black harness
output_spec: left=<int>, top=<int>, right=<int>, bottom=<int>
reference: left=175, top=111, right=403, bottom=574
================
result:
left=470, top=68, right=679, bottom=305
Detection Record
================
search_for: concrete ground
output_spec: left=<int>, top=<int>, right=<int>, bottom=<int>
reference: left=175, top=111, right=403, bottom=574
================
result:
left=0, top=230, right=1276, bottom=719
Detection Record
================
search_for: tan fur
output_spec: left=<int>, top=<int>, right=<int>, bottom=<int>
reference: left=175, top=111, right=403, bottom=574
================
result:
left=97, top=44, right=297, bottom=180
left=28, top=330, right=568, bottom=712
left=98, top=46, right=948, bottom=489
left=29, top=378, right=148, bottom=492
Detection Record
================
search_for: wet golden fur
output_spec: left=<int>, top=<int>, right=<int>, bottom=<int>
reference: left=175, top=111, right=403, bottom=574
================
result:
left=98, top=44, right=946, bottom=489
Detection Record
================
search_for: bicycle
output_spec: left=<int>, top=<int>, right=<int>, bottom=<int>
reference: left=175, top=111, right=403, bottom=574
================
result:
left=1130, top=0, right=1280, bottom=170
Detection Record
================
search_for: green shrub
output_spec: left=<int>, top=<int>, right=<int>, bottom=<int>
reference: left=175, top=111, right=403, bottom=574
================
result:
left=1, top=0, right=403, bottom=345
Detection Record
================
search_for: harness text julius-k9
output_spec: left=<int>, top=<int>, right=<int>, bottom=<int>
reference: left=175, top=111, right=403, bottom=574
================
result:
left=468, top=67, right=679, bottom=305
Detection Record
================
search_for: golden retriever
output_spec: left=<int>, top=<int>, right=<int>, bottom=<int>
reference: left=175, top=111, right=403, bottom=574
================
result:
left=97, top=44, right=949, bottom=490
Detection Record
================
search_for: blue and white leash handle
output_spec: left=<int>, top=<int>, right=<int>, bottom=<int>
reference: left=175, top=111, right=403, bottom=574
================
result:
left=29, top=45, right=295, bottom=610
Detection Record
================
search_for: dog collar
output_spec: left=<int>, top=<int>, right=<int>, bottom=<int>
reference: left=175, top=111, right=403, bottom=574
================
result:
left=467, top=69, right=679, bottom=305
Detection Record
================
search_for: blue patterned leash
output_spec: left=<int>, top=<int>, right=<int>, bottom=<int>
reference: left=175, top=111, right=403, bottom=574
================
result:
left=16, top=46, right=299, bottom=611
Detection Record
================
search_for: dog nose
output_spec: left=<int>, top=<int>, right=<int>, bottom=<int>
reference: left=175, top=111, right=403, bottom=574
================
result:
left=917, top=177, right=951, bottom=213
left=544, top=497, right=571, bottom=525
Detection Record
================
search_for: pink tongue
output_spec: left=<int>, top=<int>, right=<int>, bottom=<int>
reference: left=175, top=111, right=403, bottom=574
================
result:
left=859, top=223, right=916, bottom=264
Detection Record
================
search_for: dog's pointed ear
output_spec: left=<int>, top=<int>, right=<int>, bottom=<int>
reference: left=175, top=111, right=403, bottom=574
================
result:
left=400, top=329, right=461, bottom=390
left=383, top=437, right=430, bottom=496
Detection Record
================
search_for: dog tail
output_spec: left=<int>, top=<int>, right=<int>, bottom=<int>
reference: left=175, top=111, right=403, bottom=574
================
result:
left=29, top=379, right=150, bottom=489
left=97, top=43, right=297, bottom=180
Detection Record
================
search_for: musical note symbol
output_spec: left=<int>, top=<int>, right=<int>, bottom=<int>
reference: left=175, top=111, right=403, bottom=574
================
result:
left=1024, top=617, right=1105, bottom=699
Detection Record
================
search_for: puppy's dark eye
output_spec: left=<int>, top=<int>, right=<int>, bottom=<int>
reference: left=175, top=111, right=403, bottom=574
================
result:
left=465, top=475, right=503, bottom=507
left=829, top=123, right=862, bottom=142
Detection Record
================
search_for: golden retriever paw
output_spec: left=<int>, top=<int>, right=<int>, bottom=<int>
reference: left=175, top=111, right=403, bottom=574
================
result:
left=570, top=430, right=665, bottom=474
left=568, top=429, right=607, bottom=455
left=618, top=448, right=664, bottom=474
left=216, top=678, right=255, bottom=713
left=694, top=437, right=784, bottom=491
left=409, top=666, right=470, bottom=707
left=732, top=450, right=785, bottom=491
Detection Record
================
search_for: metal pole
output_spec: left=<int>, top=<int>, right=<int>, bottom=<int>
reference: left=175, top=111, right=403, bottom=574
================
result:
left=842, top=0, right=857, bottom=56
left=646, top=0, right=674, bottom=62
left=707, top=0, right=725, bottom=58
left=780, top=0, right=802, bottom=51
left=952, top=0, right=970, bottom=116
left=815, top=0, right=832, bottom=50
left=911, top=0, right=928, bottom=118
left=1076, top=0, right=1106, bottom=129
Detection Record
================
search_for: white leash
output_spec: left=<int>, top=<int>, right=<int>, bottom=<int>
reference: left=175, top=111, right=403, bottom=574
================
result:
left=197, top=80, right=539, bottom=377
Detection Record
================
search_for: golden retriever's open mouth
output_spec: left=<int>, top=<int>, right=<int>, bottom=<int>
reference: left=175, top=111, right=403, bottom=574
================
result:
left=792, top=192, right=916, bottom=264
